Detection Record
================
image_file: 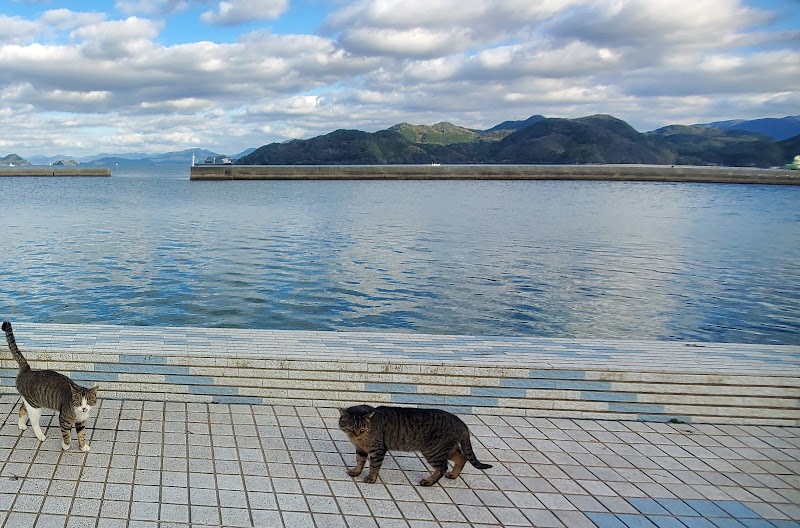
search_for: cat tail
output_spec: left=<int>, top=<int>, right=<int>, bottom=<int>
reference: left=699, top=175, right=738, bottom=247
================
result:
left=2, top=321, right=30, bottom=372
left=460, top=431, right=493, bottom=470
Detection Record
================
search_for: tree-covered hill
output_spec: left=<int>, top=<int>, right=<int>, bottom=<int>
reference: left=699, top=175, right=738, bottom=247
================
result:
left=489, top=115, right=675, bottom=165
left=647, top=125, right=785, bottom=167
left=389, top=122, right=482, bottom=144
left=242, top=129, right=434, bottom=165
left=1, top=153, right=30, bottom=166
left=238, top=114, right=797, bottom=167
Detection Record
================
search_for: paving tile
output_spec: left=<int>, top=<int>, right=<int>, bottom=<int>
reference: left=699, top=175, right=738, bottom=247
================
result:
left=587, top=512, right=630, bottom=528
left=618, top=513, right=660, bottom=527
left=629, top=498, right=672, bottom=515
left=679, top=518, right=718, bottom=528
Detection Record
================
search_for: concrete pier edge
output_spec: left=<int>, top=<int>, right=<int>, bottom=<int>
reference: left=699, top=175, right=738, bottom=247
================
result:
left=0, top=168, right=111, bottom=177
left=190, top=164, right=800, bottom=185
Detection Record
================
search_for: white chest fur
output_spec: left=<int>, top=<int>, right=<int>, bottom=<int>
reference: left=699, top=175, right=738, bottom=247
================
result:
left=73, top=397, right=92, bottom=422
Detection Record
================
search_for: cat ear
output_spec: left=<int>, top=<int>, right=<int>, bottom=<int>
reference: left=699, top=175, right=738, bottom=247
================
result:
left=365, top=411, right=376, bottom=420
left=339, top=408, right=349, bottom=418
left=90, top=386, right=100, bottom=394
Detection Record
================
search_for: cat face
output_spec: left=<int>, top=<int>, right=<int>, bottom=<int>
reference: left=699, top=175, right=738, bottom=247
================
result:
left=71, top=386, right=99, bottom=413
left=339, top=408, right=374, bottom=439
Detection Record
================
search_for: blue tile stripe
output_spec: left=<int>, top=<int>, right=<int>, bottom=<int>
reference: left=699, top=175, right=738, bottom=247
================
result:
left=187, top=385, right=239, bottom=396
left=69, top=372, right=120, bottom=382
left=364, top=383, right=418, bottom=394
left=470, top=387, right=526, bottom=397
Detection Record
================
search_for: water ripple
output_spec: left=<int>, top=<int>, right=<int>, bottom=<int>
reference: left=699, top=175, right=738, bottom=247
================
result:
left=1, top=167, right=798, bottom=344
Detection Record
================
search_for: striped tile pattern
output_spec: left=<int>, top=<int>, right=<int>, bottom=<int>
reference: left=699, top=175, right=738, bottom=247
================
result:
left=1, top=323, right=798, bottom=425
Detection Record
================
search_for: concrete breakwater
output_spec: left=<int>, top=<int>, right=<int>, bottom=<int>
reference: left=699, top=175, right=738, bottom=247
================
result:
left=190, top=163, right=800, bottom=184
left=0, top=167, right=111, bottom=177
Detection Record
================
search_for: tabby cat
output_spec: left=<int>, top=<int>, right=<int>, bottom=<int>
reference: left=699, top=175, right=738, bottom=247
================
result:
left=338, top=404, right=493, bottom=486
left=2, top=321, right=98, bottom=452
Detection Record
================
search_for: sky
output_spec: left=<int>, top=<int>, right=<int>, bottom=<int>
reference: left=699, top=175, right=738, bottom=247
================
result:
left=1, top=0, right=798, bottom=158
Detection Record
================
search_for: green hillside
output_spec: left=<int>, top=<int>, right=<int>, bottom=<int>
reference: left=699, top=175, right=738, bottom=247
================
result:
left=490, top=115, right=675, bottom=165
left=389, top=122, right=481, bottom=144
left=1, top=153, right=30, bottom=166
left=239, top=114, right=794, bottom=167
left=243, top=129, right=434, bottom=165
left=648, top=125, right=785, bottom=167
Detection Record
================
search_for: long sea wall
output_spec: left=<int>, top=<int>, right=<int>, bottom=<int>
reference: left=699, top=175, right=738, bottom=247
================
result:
left=190, top=164, right=800, bottom=184
left=0, top=167, right=111, bottom=177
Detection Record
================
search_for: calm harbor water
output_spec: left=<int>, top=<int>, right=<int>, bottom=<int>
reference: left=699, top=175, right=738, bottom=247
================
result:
left=1, top=165, right=799, bottom=345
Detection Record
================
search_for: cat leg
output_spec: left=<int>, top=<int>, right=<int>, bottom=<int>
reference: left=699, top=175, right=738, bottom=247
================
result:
left=445, top=447, right=468, bottom=479
left=18, top=403, right=28, bottom=431
left=348, top=448, right=368, bottom=477
left=76, top=421, right=91, bottom=452
left=420, top=456, right=448, bottom=486
left=26, top=405, right=47, bottom=442
left=363, top=449, right=386, bottom=484
left=59, top=416, right=73, bottom=450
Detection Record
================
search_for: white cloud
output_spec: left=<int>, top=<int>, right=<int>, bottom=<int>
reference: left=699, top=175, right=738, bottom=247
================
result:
left=0, top=0, right=796, bottom=157
left=201, top=0, right=289, bottom=26
left=40, top=9, right=107, bottom=30
left=247, top=95, right=325, bottom=117
left=338, top=27, right=472, bottom=58
left=547, top=0, right=771, bottom=65
left=0, top=15, right=42, bottom=44
left=71, top=17, right=161, bottom=59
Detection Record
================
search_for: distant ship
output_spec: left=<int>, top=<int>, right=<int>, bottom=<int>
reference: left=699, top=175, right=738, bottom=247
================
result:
left=786, top=155, right=800, bottom=170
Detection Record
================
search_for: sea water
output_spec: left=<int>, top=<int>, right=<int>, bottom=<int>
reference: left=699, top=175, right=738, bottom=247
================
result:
left=1, top=165, right=798, bottom=345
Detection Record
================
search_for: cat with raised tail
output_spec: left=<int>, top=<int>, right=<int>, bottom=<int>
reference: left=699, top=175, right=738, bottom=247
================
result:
left=2, top=321, right=98, bottom=451
left=338, top=404, right=493, bottom=486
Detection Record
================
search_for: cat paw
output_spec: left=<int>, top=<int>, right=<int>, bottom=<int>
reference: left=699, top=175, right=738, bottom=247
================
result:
left=17, top=422, right=27, bottom=431
left=81, top=444, right=91, bottom=452
left=347, top=468, right=362, bottom=477
left=445, top=471, right=458, bottom=479
left=36, top=433, right=46, bottom=442
left=62, top=442, right=71, bottom=450
left=362, top=474, right=378, bottom=484
left=419, top=478, right=436, bottom=486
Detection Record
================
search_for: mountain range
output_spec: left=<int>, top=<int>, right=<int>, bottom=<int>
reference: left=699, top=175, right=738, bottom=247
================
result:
left=3, top=115, right=798, bottom=168
left=239, top=114, right=799, bottom=168
left=699, top=116, right=800, bottom=141
left=19, top=148, right=256, bottom=167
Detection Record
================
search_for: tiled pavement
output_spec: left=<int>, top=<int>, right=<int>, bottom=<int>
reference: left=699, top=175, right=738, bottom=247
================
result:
left=0, top=394, right=798, bottom=528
